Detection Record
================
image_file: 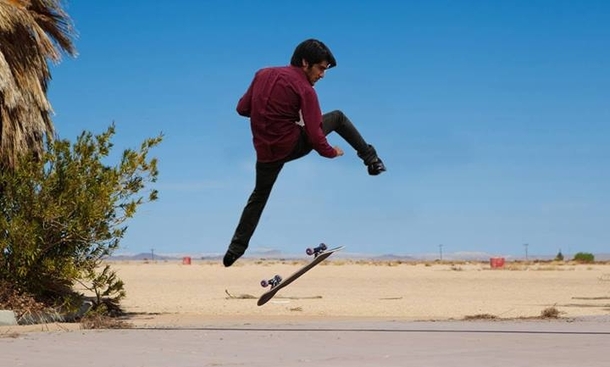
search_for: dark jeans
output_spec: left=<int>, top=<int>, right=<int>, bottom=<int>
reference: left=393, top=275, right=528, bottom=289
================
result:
left=227, top=110, right=377, bottom=256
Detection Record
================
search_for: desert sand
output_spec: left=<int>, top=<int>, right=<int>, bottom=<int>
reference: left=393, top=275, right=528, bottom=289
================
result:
left=106, top=258, right=610, bottom=325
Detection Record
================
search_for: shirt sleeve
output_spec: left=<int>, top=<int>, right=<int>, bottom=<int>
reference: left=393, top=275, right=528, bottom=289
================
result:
left=300, top=87, right=337, bottom=158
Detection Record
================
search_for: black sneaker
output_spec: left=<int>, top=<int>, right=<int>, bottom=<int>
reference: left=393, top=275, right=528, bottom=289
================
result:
left=223, top=251, right=240, bottom=267
left=367, top=158, right=386, bottom=176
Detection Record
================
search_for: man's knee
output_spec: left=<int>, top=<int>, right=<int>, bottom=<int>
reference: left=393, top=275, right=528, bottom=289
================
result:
left=323, top=110, right=348, bottom=133
left=325, top=110, right=346, bottom=121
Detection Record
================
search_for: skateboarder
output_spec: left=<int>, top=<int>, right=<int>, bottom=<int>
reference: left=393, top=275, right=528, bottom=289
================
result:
left=223, top=39, right=386, bottom=267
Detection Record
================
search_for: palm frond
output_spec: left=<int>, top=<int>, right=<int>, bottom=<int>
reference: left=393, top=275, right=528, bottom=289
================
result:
left=0, top=0, right=76, bottom=170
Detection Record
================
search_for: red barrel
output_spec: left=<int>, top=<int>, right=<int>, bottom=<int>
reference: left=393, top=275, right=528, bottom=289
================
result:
left=490, top=257, right=505, bottom=269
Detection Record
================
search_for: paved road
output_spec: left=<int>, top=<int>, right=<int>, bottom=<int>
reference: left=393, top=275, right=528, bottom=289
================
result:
left=2, top=317, right=609, bottom=367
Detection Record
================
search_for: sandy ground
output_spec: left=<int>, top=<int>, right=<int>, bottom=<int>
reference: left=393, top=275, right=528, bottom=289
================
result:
left=98, top=258, right=610, bottom=326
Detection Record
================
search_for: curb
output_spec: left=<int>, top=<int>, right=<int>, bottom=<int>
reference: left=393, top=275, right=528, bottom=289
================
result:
left=1, top=301, right=92, bottom=326
left=0, top=310, right=17, bottom=326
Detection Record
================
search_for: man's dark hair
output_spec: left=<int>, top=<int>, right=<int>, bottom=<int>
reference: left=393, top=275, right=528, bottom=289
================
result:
left=290, top=39, right=337, bottom=69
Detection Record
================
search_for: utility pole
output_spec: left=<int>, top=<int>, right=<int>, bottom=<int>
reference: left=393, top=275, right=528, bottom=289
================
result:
left=151, top=248, right=155, bottom=261
left=524, top=243, right=529, bottom=261
left=439, top=244, right=443, bottom=261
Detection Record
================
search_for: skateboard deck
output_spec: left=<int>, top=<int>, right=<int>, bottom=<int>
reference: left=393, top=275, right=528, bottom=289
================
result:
left=257, top=244, right=344, bottom=306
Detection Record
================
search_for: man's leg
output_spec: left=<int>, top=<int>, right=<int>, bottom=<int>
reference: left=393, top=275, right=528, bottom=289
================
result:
left=223, top=161, right=284, bottom=267
left=322, top=110, right=386, bottom=175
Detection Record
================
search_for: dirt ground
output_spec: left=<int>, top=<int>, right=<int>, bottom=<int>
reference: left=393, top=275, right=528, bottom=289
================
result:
left=105, top=259, right=610, bottom=325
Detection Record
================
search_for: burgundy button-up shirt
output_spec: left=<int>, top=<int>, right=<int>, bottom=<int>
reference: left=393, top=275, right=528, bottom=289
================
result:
left=236, top=65, right=337, bottom=162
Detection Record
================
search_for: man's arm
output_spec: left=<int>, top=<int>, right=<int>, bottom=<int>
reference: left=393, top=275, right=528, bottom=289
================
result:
left=300, top=88, right=337, bottom=158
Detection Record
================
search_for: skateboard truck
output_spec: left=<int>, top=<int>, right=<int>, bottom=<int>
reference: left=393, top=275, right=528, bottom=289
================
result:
left=260, top=275, right=282, bottom=289
left=306, top=243, right=328, bottom=257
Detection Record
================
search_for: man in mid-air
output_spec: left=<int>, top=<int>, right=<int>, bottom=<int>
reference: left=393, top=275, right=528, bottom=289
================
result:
left=224, top=39, right=386, bottom=267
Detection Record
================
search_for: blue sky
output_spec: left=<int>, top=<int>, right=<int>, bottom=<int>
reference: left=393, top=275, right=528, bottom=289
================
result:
left=48, top=1, right=609, bottom=258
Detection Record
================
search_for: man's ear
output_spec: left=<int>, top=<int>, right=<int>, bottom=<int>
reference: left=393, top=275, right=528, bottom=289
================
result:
left=301, top=59, right=309, bottom=68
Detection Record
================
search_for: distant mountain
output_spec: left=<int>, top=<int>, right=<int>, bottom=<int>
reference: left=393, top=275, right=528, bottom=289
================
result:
left=106, top=250, right=610, bottom=262
left=373, top=254, right=417, bottom=261
left=108, top=252, right=175, bottom=261
left=251, top=249, right=283, bottom=257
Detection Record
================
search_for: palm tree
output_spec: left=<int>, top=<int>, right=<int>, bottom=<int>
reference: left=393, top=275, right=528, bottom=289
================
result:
left=0, top=0, right=76, bottom=170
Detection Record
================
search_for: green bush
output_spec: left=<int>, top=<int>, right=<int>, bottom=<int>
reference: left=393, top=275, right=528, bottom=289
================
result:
left=0, top=125, right=161, bottom=314
left=572, top=252, right=595, bottom=263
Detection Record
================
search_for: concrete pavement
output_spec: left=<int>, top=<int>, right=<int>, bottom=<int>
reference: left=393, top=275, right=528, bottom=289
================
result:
left=1, top=317, right=609, bottom=367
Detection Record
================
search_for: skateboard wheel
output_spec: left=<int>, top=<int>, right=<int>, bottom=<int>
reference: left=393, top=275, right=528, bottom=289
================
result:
left=262, top=275, right=282, bottom=288
left=307, top=243, right=328, bottom=256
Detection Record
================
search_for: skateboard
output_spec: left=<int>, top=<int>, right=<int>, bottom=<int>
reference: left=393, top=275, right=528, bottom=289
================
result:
left=257, top=243, right=344, bottom=306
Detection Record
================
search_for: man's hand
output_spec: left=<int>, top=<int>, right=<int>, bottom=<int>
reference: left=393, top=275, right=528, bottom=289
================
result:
left=333, top=146, right=344, bottom=157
